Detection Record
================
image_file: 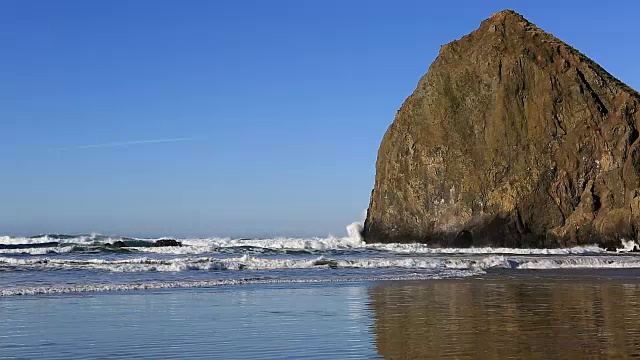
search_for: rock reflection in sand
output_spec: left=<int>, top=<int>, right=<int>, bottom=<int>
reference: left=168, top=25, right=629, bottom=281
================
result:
left=369, top=276, right=640, bottom=359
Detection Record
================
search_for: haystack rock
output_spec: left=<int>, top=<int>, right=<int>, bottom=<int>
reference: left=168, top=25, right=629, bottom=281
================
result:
left=363, top=10, right=640, bottom=248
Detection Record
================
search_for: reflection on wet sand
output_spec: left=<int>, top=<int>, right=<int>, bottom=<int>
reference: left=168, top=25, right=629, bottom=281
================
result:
left=369, top=274, right=640, bottom=359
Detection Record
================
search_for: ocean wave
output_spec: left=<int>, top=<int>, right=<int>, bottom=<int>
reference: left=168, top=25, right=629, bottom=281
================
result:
left=0, top=220, right=627, bottom=256
left=0, top=234, right=144, bottom=246
left=0, top=246, right=75, bottom=255
left=618, top=239, right=640, bottom=252
left=364, top=243, right=606, bottom=255
left=513, top=257, right=640, bottom=269
left=2, top=254, right=640, bottom=273
left=0, top=255, right=406, bottom=272
left=115, top=242, right=609, bottom=256
left=1, top=236, right=612, bottom=257
left=0, top=270, right=481, bottom=297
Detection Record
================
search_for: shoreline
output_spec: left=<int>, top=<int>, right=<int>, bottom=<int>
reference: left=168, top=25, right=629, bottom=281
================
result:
left=5, top=267, right=640, bottom=298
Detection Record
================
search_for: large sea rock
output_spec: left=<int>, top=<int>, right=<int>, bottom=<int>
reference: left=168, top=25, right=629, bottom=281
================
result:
left=363, top=10, right=640, bottom=248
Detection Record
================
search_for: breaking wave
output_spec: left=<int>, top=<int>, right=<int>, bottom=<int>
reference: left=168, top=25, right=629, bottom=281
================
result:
left=0, top=270, right=481, bottom=297
left=2, top=254, right=640, bottom=273
left=618, top=239, right=640, bottom=252
left=0, top=232, right=613, bottom=256
left=3, top=223, right=640, bottom=297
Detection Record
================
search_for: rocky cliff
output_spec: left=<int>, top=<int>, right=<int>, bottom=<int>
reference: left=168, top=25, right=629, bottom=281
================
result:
left=363, top=10, right=640, bottom=248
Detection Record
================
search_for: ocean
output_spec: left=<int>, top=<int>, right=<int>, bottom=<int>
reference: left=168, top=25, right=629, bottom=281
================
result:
left=2, top=224, right=640, bottom=358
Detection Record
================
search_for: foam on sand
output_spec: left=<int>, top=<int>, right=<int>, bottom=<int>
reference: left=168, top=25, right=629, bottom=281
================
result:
left=0, top=270, right=482, bottom=297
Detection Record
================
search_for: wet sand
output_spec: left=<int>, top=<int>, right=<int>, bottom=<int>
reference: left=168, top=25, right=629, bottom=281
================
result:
left=371, top=270, right=640, bottom=359
left=3, top=270, right=640, bottom=359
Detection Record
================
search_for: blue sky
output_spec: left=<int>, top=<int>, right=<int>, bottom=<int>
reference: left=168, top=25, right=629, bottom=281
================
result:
left=2, top=0, right=639, bottom=237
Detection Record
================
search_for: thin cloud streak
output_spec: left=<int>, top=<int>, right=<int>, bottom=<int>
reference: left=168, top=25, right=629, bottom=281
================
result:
left=53, top=137, right=198, bottom=151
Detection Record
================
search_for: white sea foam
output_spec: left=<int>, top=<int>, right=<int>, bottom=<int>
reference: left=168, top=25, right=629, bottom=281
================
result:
left=112, top=235, right=608, bottom=256
left=617, top=239, right=640, bottom=253
left=364, top=243, right=606, bottom=255
left=0, top=234, right=125, bottom=245
left=0, top=270, right=482, bottom=297
left=0, top=219, right=627, bottom=256
left=2, top=254, right=640, bottom=272
left=514, top=257, right=640, bottom=269
left=5, top=253, right=640, bottom=296
left=182, top=236, right=365, bottom=251
left=346, top=221, right=364, bottom=241
left=0, top=237, right=608, bottom=256
left=0, top=255, right=429, bottom=272
left=133, top=240, right=607, bottom=256
left=0, top=246, right=75, bottom=255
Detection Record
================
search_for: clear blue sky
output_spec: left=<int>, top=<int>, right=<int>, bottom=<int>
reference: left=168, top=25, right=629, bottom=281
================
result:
left=2, top=0, right=639, bottom=238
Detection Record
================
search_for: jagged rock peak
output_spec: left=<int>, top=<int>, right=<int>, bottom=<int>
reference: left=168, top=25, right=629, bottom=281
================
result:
left=489, top=9, right=529, bottom=22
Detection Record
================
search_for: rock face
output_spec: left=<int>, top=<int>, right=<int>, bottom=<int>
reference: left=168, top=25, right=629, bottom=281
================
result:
left=363, top=10, right=640, bottom=247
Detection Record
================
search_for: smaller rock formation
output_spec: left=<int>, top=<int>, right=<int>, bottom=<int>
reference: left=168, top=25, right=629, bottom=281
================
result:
left=105, top=240, right=128, bottom=248
left=152, top=239, right=182, bottom=247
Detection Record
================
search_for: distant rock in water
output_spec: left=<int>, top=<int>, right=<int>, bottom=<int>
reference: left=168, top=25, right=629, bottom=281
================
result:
left=152, top=239, right=182, bottom=247
left=363, top=10, right=640, bottom=248
left=105, top=241, right=128, bottom=248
